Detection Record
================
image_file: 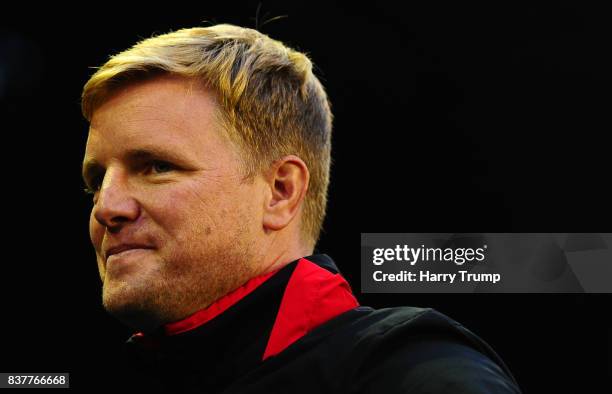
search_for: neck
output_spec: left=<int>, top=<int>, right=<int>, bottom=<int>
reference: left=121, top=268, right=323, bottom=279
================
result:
left=257, top=231, right=313, bottom=276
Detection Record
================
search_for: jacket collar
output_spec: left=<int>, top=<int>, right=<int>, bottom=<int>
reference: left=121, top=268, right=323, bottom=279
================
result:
left=126, top=254, right=359, bottom=389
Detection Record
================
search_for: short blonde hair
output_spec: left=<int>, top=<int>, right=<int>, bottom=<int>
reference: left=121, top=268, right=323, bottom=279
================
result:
left=81, top=24, right=333, bottom=247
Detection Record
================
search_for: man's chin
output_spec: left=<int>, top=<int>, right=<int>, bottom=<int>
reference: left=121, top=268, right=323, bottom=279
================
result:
left=102, top=282, right=165, bottom=333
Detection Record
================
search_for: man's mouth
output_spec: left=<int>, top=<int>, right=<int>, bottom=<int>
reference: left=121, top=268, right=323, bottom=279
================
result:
left=105, top=244, right=155, bottom=262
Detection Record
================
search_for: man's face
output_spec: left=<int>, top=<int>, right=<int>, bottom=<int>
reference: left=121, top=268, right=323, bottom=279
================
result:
left=83, top=75, right=265, bottom=331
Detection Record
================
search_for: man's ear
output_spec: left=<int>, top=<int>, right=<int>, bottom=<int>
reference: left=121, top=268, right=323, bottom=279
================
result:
left=262, top=155, right=309, bottom=232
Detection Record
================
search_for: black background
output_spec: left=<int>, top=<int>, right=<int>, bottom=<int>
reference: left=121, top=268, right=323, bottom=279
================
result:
left=1, top=1, right=610, bottom=392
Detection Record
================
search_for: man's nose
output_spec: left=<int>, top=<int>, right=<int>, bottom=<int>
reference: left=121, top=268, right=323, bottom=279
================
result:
left=92, top=169, right=140, bottom=230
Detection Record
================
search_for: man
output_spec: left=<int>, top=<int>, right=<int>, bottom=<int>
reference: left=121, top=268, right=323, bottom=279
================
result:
left=81, top=24, right=521, bottom=393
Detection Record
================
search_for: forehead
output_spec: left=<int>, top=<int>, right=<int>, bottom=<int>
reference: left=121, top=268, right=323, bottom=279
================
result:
left=84, top=75, right=226, bottom=160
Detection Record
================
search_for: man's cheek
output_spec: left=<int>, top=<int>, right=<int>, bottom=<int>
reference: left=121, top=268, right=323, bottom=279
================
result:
left=181, top=184, right=224, bottom=227
left=89, top=215, right=103, bottom=250
left=96, top=256, right=106, bottom=281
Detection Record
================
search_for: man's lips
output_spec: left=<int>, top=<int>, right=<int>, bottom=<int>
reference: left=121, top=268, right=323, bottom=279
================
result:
left=105, top=244, right=155, bottom=261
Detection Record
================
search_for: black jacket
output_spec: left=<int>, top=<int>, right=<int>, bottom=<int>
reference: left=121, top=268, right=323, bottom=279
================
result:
left=122, top=254, right=521, bottom=393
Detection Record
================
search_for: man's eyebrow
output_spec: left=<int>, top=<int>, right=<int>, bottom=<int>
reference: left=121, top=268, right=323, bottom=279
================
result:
left=82, top=147, right=191, bottom=185
left=123, top=147, right=189, bottom=164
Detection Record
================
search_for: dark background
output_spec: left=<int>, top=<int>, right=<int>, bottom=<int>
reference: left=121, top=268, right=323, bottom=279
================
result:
left=1, top=1, right=610, bottom=392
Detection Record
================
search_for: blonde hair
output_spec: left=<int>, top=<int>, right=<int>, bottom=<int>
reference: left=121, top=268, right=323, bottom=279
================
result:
left=81, top=24, right=333, bottom=247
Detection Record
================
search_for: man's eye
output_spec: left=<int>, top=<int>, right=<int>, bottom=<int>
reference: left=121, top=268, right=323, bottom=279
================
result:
left=83, top=183, right=101, bottom=195
left=150, top=161, right=174, bottom=174
left=83, top=187, right=96, bottom=195
left=84, top=175, right=103, bottom=195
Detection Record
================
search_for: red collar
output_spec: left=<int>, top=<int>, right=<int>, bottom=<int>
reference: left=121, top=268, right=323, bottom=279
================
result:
left=262, top=257, right=359, bottom=360
left=133, top=268, right=280, bottom=338
left=132, top=256, right=360, bottom=360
